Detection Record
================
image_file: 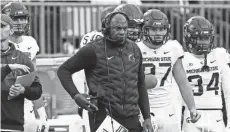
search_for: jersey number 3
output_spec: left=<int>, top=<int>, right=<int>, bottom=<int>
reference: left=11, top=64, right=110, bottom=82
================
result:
left=188, top=72, right=219, bottom=96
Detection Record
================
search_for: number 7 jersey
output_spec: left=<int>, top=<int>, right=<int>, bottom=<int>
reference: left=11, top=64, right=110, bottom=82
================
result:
left=182, top=48, right=230, bottom=109
left=137, top=40, right=184, bottom=108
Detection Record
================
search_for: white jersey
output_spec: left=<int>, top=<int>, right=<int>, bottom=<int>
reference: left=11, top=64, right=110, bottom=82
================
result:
left=79, top=30, right=103, bottom=48
left=11, top=36, right=39, bottom=60
left=137, top=40, right=184, bottom=108
left=212, top=47, right=230, bottom=63
left=10, top=36, right=40, bottom=121
left=182, top=49, right=230, bottom=109
left=74, top=31, right=102, bottom=94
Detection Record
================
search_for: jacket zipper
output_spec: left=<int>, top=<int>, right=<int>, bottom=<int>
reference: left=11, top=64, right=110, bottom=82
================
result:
left=118, top=48, right=125, bottom=112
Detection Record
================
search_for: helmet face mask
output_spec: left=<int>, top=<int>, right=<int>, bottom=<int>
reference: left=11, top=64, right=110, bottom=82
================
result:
left=2, top=2, right=30, bottom=36
left=114, top=4, right=144, bottom=41
left=11, top=15, right=29, bottom=36
left=127, top=20, right=143, bottom=41
left=143, top=26, right=168, bottom=45
left=184, top=16, right=214, bottom=55
left=143, top=9, right=170, bottom=47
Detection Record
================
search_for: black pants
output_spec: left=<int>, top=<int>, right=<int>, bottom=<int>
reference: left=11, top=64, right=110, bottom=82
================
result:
left=88, top=103, right=142, bottom=132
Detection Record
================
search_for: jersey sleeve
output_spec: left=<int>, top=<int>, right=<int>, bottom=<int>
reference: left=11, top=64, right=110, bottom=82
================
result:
left=215, top=47, right=230, bottom=64
left=28, top=36, right=39, bottom=60
left=220, top=56, right=230, bottom=125
left=80, top=32, right=91, bottom=48
left=171, top=40, right=184, bottom=64
left=173, top=40, right=184, bottom=59
left=80, top=31, right=103, bottom=48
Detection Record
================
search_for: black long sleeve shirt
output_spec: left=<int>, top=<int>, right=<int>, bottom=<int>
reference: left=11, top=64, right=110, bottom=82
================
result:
left=58, top=40, right=150, bottom=119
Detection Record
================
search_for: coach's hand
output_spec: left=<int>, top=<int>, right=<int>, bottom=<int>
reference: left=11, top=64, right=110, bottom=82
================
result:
left=9, top=84, right=25, bottom=96
left=143, top=118, right=154, bottom=132
left=190, top=109, right=201, bottom=123
left=73, top=94, right=98, bottom=112
left=8, top=64, right=30, bottom=73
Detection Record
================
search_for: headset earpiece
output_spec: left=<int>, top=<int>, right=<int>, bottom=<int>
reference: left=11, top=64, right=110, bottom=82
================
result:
left=101, top=20, right=107, bottom=35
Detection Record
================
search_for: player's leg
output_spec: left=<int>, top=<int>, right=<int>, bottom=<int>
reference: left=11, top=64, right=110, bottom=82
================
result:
left=24, top=99, right=37, bottom=132
left=82, top=109, right=91, bottom=132
left=171, top=79, right=183, bottom=131
left=151, top=104, right=181, bottom=132
left=24, top=120, right=40, bottom=132
left=207, top=110, right=225, bottom=132
left=183, top=110, right=225, bottom=132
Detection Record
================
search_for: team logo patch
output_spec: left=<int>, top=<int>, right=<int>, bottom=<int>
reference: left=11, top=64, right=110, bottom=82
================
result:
left=128, top=53, right=135, bottom=62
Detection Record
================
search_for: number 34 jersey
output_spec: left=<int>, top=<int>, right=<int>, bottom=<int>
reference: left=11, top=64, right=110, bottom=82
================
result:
left=137, top=40, right=184, bottom=108
left=182, top=49, right=230, bottom=109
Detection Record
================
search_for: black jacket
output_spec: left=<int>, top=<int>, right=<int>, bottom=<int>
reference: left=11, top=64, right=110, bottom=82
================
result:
left=1, top=43, right=42, bottom=131
left=58, top=38, right=150, bottom=119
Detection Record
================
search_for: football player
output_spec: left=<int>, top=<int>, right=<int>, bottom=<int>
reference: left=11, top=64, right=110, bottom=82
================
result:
left=181, top=16, right=230, bottom=132
left=114, top=4, right=144, bottom=42
left=136, top=9, right=201, bottom=132
left=2, top=2, right=49, bottom=132
left=78, top=6, right=115, bottom=49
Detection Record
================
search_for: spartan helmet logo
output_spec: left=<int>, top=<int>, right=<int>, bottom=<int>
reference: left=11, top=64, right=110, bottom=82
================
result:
left=128, top=53, right=135, bottom=62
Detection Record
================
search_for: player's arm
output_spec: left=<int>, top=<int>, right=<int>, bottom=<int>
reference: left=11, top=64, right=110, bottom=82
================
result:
left=172, top=57, right=196, bottom=112
left=30, top=37, right=40, bottom=61
left=220, top=61, right=230, bottom=128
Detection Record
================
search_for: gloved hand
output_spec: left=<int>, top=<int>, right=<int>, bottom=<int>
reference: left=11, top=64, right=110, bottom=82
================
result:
left=190, top=109, right=201, bottom=123
left=37, top=119, right=49, bottom=132
left=73, top=93, right=98, bottom=112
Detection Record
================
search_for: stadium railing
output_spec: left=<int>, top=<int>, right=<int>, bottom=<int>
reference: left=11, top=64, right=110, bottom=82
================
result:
left=1, top=2, right=229, bottom=54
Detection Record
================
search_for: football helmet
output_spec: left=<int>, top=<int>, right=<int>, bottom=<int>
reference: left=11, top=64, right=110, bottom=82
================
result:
left=114, top=4, right=144, bottom=41
left=2, top=1, right=30, bottom=36
left=183, top=16, right=214, bottom=55
left=143, top=9, right=170, bottom=47
left=101, top=6, right=116, bottom=23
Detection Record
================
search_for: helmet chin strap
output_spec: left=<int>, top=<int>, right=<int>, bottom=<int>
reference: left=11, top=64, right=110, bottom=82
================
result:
left=187, top=43, right=210, bottom=72
left=14, top=31, right=24, bottom=36
left=201, top=52, right=210, bottom=72
left=147, top=35, right=166, bottom=46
